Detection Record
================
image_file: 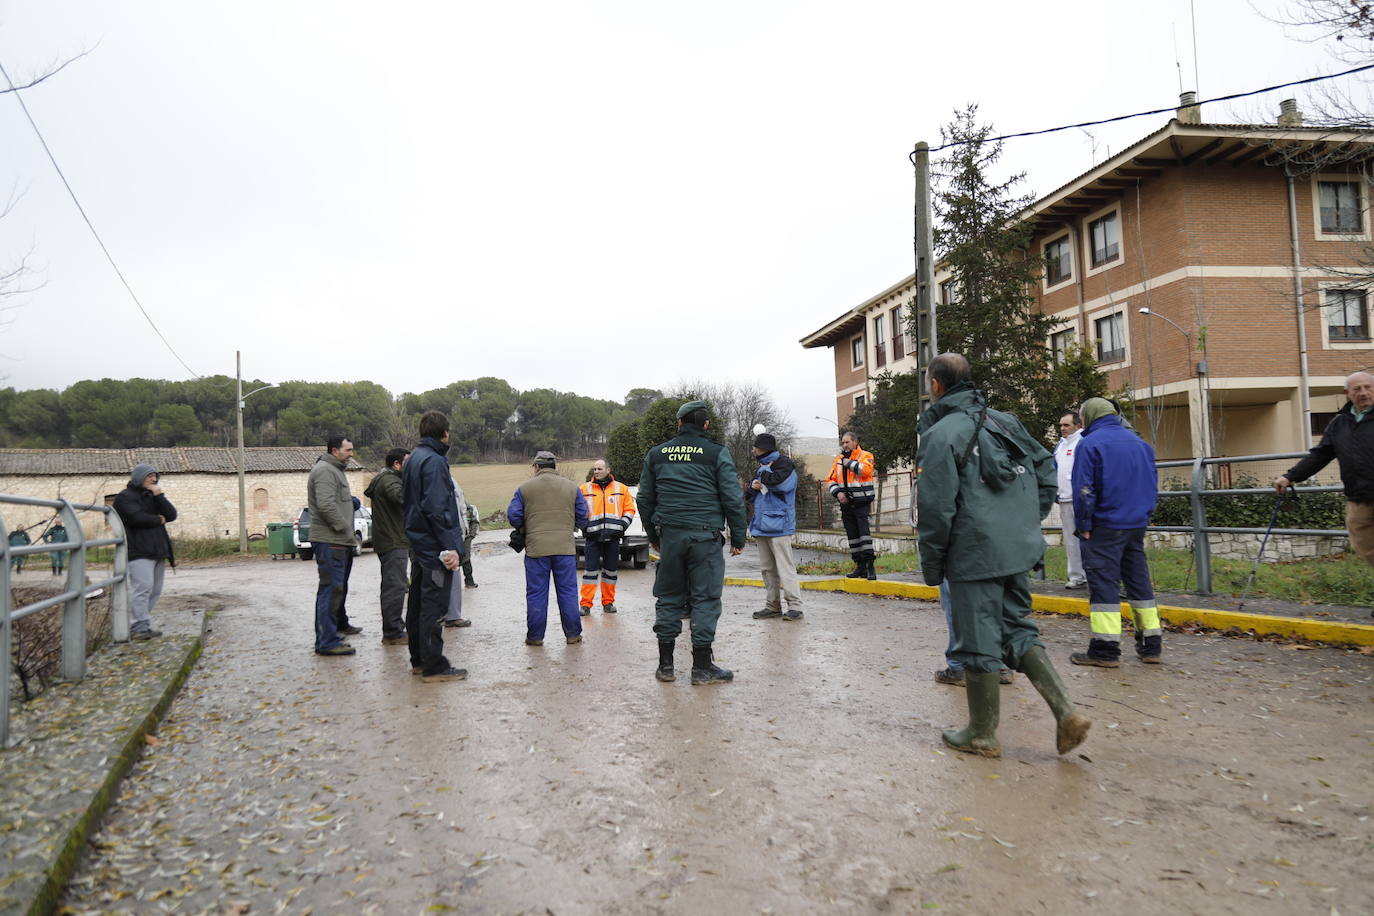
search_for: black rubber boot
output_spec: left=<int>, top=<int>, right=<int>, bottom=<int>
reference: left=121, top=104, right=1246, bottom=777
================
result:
left=656, top=641, right=675, bottom=682
left=690, top=644, right=733, bottom=685
left=1018, top=645, right=1092, bottom=755
left=941, top=671, right=1001, bottom=757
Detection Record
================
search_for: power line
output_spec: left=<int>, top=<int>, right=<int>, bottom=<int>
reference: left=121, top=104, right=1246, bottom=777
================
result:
left=0, top=57, right=203, bottom=378
left=913, top=62, right=1374, bottom=160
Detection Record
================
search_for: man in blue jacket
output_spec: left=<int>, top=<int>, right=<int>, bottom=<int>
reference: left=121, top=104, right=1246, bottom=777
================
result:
left=747, top=433, right=802, bottom=622
left=1070, top=398, right=1162, bottom=667
left=401, top=411, right=468, bottom=683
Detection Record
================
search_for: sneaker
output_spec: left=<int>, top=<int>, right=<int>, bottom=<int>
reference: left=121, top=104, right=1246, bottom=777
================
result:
left=131, top=628, right=163, bottom=641
left=566, top=635, right=583, bottom=645
left=443, top=618, right=472, bottom=628
left=1070, top=652, right=1120, bottom=668
left=999, top=669, right=1014, bottom=684
left=421, top=666, right=467, bottom=682
left=382, top=634, right=408, bottom=645
left=602, top=604, right=617, bottom=614
left=934, top=666, right=965, bottom=686
left=339, top=625, right=363, bottom=636
left=752, top=608, right=783, bottom=619
left=782, top=609, right=803, bottom=621
left=317, top=644, right=356, bottom=656
left=579, top=606, right=592, bottom=617
left=1065, top=580, right=1087, bottom=590
left=464, top=580, right=478, bottom=589
left=525, top=638, right=544, bottom=647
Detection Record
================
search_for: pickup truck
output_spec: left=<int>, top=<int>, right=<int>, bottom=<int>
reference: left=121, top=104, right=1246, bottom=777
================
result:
left=574, top=486, right=651, bottom=569
left=293, top=505, right=373, bottom=560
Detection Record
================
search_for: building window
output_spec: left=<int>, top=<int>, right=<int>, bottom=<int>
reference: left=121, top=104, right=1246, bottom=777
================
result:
left=939, top=279, right=959, bottom=305
left=1049, top=328, right=1074, bottom=364
left=253, top=487, right=269, bottom=511
left=850, top=335, right=864, bottom=369
left=1088, top=212, right=1121, bottom=268
left=890, top=306, right=906, bottom=360
left=1310, top=411, right=1340, bottom=438
left=854, top=394, right=867, bottom=408
left=1094, top=312, right=1126, bottom=363
left=873, top=315, right=886, bottom=368
left=1318, top=180, right=1364, bottom=234
left=1326, top=289, right=1369, bottom=340
left=1045, top=235, right=1072, bottom=286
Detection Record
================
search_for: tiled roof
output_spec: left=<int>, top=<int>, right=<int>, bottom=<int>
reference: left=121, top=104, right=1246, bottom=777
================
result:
left=0, top=448, right=369, bottom=476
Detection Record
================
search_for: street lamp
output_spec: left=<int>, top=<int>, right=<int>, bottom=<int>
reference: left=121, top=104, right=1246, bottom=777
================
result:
left=236, top=350, right=277, bottom=553
left=1138, top=308, right=1213, bottom=459
left=814, top=415, right=841, bottom=431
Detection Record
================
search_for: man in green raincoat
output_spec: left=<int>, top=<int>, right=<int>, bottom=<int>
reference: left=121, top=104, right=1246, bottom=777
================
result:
left=916, top=353, right=1091, bottom=758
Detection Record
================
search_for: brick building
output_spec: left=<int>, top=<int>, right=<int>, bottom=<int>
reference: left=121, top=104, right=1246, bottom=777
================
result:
left=801, top=100, right=1374, bottom=467
left=0, top=448, right=371, bottom=540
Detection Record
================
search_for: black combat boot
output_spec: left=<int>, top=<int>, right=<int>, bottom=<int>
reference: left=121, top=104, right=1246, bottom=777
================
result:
left=690, top=644, right=734, bottom=685
left=846, top=557, right=865, bottom=579
left=656, top=641, right=675, bottom=682
left=865, top=557, right=878, bottom=580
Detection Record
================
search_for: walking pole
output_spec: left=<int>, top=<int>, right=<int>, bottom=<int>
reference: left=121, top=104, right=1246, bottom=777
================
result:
left=1236, top=488, right=1293, bottom=612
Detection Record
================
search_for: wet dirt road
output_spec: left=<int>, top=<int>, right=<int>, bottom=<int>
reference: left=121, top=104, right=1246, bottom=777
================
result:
left=61, top=540, right=1373, bottom=914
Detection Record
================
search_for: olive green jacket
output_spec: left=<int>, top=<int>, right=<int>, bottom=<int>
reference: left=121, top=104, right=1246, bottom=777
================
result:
left=915, top=385, right=1056, bottom=584
left=307, top=453, right=354, bottom=547
left=637, top=424, right=748, bottom=549
left=363, top=468, right=409, bottom=553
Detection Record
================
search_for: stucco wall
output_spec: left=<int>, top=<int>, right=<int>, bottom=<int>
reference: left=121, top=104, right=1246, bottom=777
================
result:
left=0, top=470, right=374, bottom=540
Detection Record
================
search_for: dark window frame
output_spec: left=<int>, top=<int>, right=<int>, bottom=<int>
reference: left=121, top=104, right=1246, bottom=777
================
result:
left=1045, top=235, right=1073, bottom=286
left=1088, top=211, right=1121, bottom=268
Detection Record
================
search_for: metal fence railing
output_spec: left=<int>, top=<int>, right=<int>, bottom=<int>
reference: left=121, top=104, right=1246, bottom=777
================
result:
left=2, top=496, right=130, bottom=748
left=810, top=452, right=1349, bottom=598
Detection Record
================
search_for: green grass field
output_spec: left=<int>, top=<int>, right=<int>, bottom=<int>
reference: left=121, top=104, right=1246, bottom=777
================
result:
left=452, top=460, right=597, bottom=524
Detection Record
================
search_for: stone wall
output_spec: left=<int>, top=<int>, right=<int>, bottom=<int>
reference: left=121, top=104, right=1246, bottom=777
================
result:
left=0, top=470, right=374, bottom=540
left=1146, top=530, right=1349, bottom=563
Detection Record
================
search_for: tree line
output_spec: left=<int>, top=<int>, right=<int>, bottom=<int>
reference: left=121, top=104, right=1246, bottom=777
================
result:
left=0, top=377, right=670, bottom=466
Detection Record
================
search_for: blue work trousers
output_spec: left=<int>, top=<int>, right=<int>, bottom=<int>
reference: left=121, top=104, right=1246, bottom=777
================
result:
left=525, top=554, right=581, bottom=640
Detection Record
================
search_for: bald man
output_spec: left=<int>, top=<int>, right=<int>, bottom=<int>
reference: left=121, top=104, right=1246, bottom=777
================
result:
left=1276, top=371, right=1374, bottom=580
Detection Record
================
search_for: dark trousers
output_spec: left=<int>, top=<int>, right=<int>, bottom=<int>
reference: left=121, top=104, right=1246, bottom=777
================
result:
left=652, top=527, right=725, bottom=647
left=840, top=501, right=874, bottom=560
left=1080, top=527, right=1159, bottom=660
left=524, top=554, right=581, bottom=639
left=333, top=548, right=355, bottom=630
left=406, top=554, right=453, bottom=674
left=313, top=543, right=349, bottom=652
left=377, top=548, right=408, bottom=638
left=581, top=537, right=620, bottom=607
left=947, top=572, right=1044, bottom=673
left=461, top=534, right=477, bottom=583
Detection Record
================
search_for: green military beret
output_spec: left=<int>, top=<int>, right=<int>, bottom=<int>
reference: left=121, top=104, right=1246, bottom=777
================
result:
left=676, top=399, right=708, bottom=419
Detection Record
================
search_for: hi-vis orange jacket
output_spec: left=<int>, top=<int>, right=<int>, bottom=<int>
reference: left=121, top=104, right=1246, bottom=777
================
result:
left=579, top=475, right=637, bottom=540
left=825, top=448, right=876, bottom=503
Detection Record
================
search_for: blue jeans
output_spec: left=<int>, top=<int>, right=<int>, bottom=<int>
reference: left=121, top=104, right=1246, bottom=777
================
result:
left=524, top=554, right=581, bottom=640
left=313, top=543, right=349, bottom=651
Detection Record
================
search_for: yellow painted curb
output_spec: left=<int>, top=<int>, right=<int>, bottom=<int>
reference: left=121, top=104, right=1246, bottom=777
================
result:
left=723, top=576, right=1374, bottom=646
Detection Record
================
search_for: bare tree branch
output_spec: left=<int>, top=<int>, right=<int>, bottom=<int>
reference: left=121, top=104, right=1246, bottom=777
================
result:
left=0, top=50, right=93, bottom=95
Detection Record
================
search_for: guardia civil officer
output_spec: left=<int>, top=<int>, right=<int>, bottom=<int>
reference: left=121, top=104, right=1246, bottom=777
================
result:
left=637, top=400, right=749, bottom=685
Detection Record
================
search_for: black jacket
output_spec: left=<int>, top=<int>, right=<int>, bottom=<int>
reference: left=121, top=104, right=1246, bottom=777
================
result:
left=113, top=486, right=178, bottom=563
left=1285, top=401, right=1374, bottom=503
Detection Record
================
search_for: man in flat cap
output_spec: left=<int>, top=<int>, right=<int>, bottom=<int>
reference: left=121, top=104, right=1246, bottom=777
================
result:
left=637, top=400, right=749, bottom=685
left=507, top=450, right=589, bottom=646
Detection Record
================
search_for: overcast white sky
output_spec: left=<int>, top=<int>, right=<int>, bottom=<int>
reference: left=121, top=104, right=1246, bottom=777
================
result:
left=0, top=1, right=1346, bottom=437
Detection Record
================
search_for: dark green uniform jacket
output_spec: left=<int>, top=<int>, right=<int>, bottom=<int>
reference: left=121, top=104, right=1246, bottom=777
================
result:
left=915, top=384, right=1056, bottom=584
left=363, top=468, right=409, bottom=553
left=637, top=424, right=749, bottom=549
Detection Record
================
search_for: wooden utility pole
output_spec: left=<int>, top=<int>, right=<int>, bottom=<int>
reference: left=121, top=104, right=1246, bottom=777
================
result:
left=912, top=142, right=936, bottom=414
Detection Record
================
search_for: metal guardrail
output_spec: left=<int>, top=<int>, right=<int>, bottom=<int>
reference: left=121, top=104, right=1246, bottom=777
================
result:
left=1149, top=452, right=1346, bottom=597
left=2, top=496, right=130, bottom=748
